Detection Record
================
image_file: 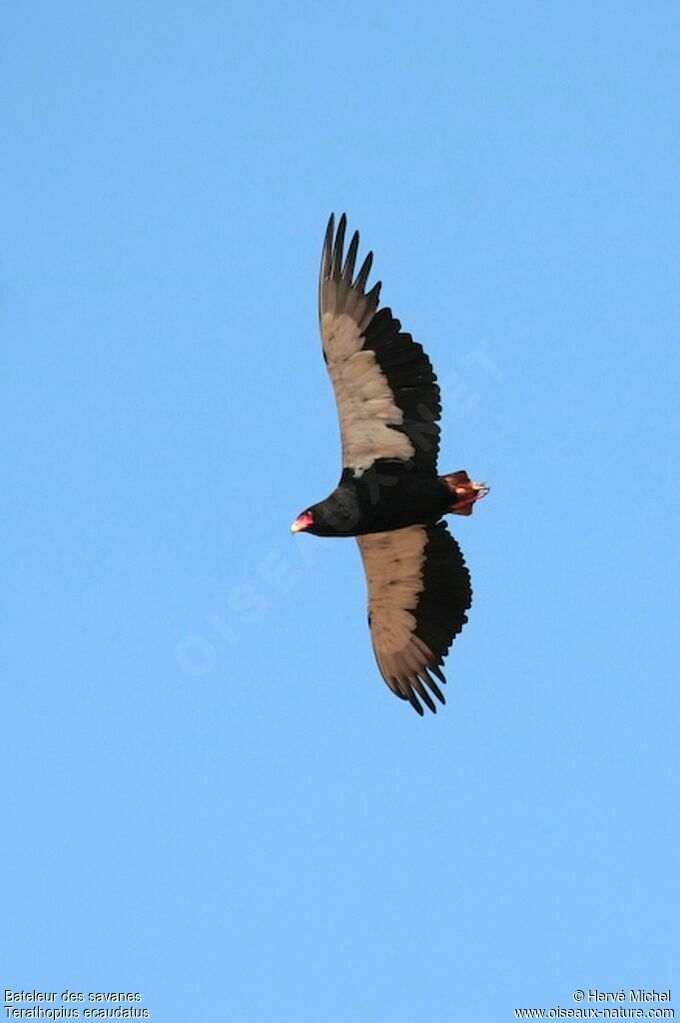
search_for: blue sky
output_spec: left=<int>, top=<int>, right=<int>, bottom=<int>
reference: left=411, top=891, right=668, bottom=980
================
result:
left=2, top=2, right=678, bottom=1019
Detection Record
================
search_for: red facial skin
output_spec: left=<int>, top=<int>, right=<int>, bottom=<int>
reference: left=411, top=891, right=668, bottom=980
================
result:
left=290, top=510, right=314, bottom=534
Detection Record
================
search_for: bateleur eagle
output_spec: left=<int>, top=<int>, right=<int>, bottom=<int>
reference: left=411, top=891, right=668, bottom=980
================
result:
left=291, top=215, right=488, bottom=715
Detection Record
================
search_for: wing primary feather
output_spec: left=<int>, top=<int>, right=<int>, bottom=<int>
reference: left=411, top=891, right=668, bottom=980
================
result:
left=412, top=678, right=437, bottom=713
left=331, top=213, right=347, bottom=277
left=343, top=230, right=359, bottom=282
left=319, top=215, right=334, bottom=318
left=404, top=685, right=425, bottom=716
left=321, top=214, right=334, bottom=280
left=422, top=669, right=445, bottom=705
left=429, top=663, right=447, bottom=685
left=355, top=251, right=373, bottom=291
left=365, top=280, right=382, bottom=306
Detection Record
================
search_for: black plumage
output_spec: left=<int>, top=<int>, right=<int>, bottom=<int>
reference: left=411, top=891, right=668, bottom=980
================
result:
left=363, top=309, right=442, bottom=470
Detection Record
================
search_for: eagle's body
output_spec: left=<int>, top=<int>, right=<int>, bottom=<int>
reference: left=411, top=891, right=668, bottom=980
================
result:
left=291, top=215, right=488, bottom=715
left=303, top=463, right=455, bottom=537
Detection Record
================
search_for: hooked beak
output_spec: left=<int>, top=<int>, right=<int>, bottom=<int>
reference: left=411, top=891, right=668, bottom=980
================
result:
left=291, top=511, right=314, bottom=534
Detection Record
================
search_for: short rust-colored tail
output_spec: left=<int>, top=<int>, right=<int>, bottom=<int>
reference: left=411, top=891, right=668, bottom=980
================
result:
left=441, top=471, right=490, bottom=516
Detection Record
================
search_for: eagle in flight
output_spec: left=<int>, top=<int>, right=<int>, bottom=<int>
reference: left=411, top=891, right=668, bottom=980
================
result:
left=291, top=215, right=488, bottom=715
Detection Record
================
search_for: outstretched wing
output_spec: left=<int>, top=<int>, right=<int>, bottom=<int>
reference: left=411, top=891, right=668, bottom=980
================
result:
left=357, top=522, right=472, bottom=715
left=319, top=214, right=442, bottom=474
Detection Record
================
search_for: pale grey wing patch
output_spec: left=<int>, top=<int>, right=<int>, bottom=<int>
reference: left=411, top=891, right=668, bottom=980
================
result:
left=319, top=214, right=415, bottom=473
left=322, top=314, right=415, bottom=471
left=357, top=527, right=446, bottom=715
